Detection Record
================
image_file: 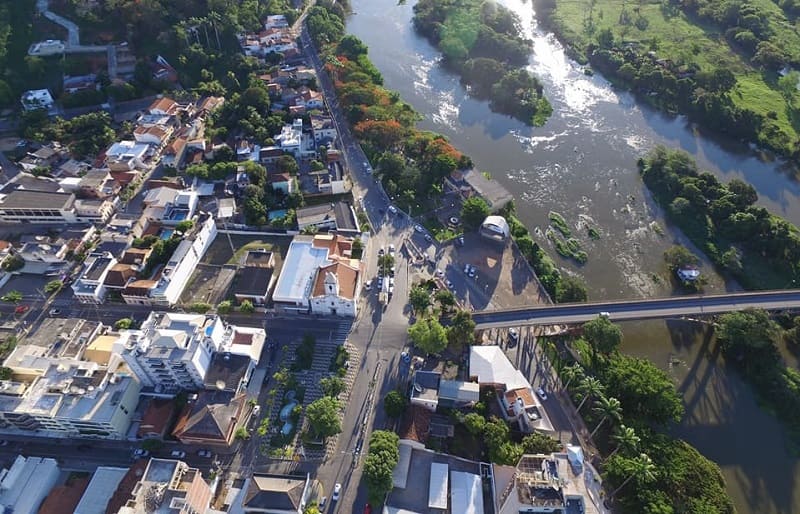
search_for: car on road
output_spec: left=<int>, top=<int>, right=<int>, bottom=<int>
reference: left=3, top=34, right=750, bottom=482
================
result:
left=333, top=483, right=342, bottom=501
left=599, top=311, right=611, bottom=318
left=388, top=244, right=395, bottom=254
left=48, top=308, right=61, bottom=315
left=388, top=205, right=398, bottom=215
left=364, top=504, right=372, bottom=514
left=414, top=224, right=424, bottom=233
left=14, top=305, right=29, bottom=315
left=319, top=497, right=327, bottom=509
left=436, top=269, right=444, bottom=277
left=197, top=449, right=213, bottom=458
left=170, top=450, right=186, bottom=458
left=508, top=328, right=519, bottom=341
left=445, top=279, right=453, bottom=289
left=464, top=264, right=471, bottom=274
left=364, top=281, right=372, bottom=291
left=457, top=236, right=465, bottom=246
left=377, top=277, right=383, bottom=288
left=378, top=247, right=385, bottom=256
left=536, top=387, right=548, bottom=401
left=424, top=234, right=433, bottom=242
left=133, top=449, right=149, bottom=459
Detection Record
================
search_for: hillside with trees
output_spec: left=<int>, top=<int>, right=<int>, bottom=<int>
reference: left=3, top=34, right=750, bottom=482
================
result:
left=413, top=0, right=552, bottom=126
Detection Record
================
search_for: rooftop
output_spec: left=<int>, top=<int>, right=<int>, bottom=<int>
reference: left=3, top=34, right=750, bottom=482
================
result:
left=202, top=352, right=251, bottom=392
left=0, top=190, right=75, bottom=210
left=311, top=261, right=359, bottom=300
left=469, top=345, right=530, bottom=390
left=244, top=474, right=308, bottom=511
left=74, top=467, right=128, bottom=514
left=234, top=266, right=274, bottom=298
left=272, top=237, right=332, bottom=304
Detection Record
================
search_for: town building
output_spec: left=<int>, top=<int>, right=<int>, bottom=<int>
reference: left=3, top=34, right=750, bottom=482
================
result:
left=409, top=370, right=479, bottom=412
left=71, top=251, right=118, bottom=304
left=20, top=89, right=55, bottom=111
left=172, top=389, right=250, bottom=448
left=73, top=466, right=128, bottom=514
left=310, top=114, right=337, bottom=144
left=445, top=168, right=514, bottom=212
left=480, top=215, right=510, bottom=243
left=231, top=473, right=312, bottom=514
left=272, top=234, right=362, bottom=315
left=233, top=250, right=277, bottom=306
left=104, top=141, right=151, bottom=171
left=0, top=456, right=60, bottom=514
left=295, top=201, right=359, bottom=234
left=141, top=187, right=199, bottom=225
left=275, top=119, right=304, bottom=156
left=112, top=458, right=212, bottom=514
left=0, top=190, right=79, bottom=224
left=15, top=239, right=70, bottom=275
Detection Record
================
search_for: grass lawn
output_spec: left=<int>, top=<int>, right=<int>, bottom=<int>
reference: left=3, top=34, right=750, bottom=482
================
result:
left=549, top=0, right=799, bottom=151
left=202, top=235, right=291, bottom=266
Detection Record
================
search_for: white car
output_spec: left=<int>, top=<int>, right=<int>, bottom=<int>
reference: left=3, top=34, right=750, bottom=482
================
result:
left=170, top=450, right=186, bottom=458
left=389, top=277, right=395, bottom=287
left=464, top=264, right=471, bottom=274
left=468, top=268, right=476, bottom=278
left=445, top=279, right=453, bottom=289
left=414, top=224, right=424, bottom=233
left=133, top=449, right=149, bottom=458
left=509, top=328, right=519, bottom=340
left=536, top=387, right=548, bottom=401
left=197, top=449, right=213, bottom=458
left=364, top=281, right=372, bottom=291
left=388, top=244, right=395, bottom=253
left=333, top=483, right=342, bottom=501
left=388, top=205, right=398, bottom=215
left=435, top=269, right=444, bottom=277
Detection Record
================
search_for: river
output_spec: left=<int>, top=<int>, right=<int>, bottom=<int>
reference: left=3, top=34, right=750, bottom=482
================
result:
left=343, top=0, right=800, bottom=512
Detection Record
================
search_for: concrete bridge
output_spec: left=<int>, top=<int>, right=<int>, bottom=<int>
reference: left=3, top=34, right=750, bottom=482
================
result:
left=472, top=289, right=800, bottom=328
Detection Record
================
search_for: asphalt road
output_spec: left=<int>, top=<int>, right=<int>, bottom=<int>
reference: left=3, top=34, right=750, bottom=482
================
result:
left=472, top=289, right=800, bottom=328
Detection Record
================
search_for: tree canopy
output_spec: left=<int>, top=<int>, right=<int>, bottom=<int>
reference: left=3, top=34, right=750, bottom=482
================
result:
left=305, top=396, right=342, bottom=439
left=460, top=196, right=490, bottom=230
left=363, top=430, right=400, bottom=504
left=383, top=390, right=408, bottom=419
left=408, top=317, right=448, bottom=355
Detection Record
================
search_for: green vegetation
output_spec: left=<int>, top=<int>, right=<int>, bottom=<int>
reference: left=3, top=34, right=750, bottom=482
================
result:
left=409, top=285, right=432, bottom=314
left=292, top=334, right=316, bottom=371
left=548, top=211, right=571, bottom=237
left=1, top=255, right=23, bottom=272
left=239, top=299, right=255, bottom=314
left=413, top=0, right=552, bottom=125
left=320, top=376, right=345, bottom=398
left=0, top=336, right=17, bottom=360
left=640, top=146, right=800, bottom=289
left=383, top=390, right=408, bottom=418
left=363, top=431, right=400, bottom=504
left=460, top=196, right=491, bottom=231
left=447, top=309, right=477, bottom=349
left=1, top=291, right=22, bottom=303
left=217, top=300, right=232, bottom=314
left=329, top=346, right=350, bottom=374
left=305, top=396, right=342, bottom=439
left=187, top=302, right=212, bottom=313
left=408, top=317, right=449, bottom=355
left=718, top=309, right=800, bottom=446
left=22, top=111, right=116, bottom=159
left=537, top=0, right=800, bottom=158
left=556, top=318, right=733, bottom=512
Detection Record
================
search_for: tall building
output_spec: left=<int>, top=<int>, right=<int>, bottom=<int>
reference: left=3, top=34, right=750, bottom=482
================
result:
left=0, top=456, right=60, bottom=514
left=113, top=458, right=212, bottom=514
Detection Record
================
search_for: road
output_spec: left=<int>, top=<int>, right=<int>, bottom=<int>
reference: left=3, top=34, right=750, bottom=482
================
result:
left=472, top=289, right=800, bottom=328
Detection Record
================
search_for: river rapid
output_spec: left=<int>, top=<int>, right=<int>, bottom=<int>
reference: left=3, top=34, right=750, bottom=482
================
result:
left=344, top=0, right=800, bottom=511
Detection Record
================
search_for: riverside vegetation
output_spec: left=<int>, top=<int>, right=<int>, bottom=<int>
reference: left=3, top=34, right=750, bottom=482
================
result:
left=558, top=316, right=734, bottom=513
left=639, top=145, right=800, bottom=289
left=413, top=0, right=553, bottom=126
left=536, top=0, right=800, bottom=158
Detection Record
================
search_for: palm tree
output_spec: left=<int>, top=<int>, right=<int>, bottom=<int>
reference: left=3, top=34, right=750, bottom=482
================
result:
left=576, top=376, right=604, bottom=412
left=590, top=395, right=622, bottom=437
left=611, top=453, right=656, bottom=497
left=561, top=363, right=584, bottom=392
left=606, top=425, right=639, bottom=461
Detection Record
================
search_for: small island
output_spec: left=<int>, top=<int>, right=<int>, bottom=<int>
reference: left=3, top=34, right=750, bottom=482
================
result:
left=413, top=0, right=552, bottom=126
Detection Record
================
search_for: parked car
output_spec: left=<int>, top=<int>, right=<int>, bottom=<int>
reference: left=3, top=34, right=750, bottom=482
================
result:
left=133, top=449, right=149, bottom=458
left=388, top=206, right=398, bottom=215
left=424, top=234, right=433, bottom=242
left=599, top=311, right=611, bottom=318
left=445, top=279, right=453, bottom=289
left=0, top=440, right=9, bottom=447
left=319, top=496, right=327, bottom=509
left=48, top=308, right=61, bottom=315
left=197, top=449, right=213, bottom=458
left=364, top=281, right=372, bottom=291
left=449, top=216, right=460, bottom=225
left=364, top=504, right=372, bottom=514
left=378, top=247, right=385, bottom=256
left=435, top=269, right=444, bottom=277
left=468, top=267, right=476, bottom=278
left=457, top=236, right=465, bottom=246
left=414, top=224, right=424, bottom=233
left=388, top=244, right=395, bottom=253
left=333, top=483, right=342, bottom=501
left=463, top=264, right=471, bottom=274
left=170, top=450, right=186, bottom=458
left=14, top=305, right=29, bottom=315
left=509, top=328, right=519, bottom=340
left=536, top=387, right=548, bottom=401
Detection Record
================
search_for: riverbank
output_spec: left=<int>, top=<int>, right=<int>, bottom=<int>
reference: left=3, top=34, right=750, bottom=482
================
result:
left=639, top=146, right=799, bottom=290
left=534, top=0, right=800, bottom=160
left=412, top=0, right=552, bottom=126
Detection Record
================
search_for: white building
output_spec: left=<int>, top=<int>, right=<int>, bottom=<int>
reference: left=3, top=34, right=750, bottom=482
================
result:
left=310, top=115, right=337, bottom=144
left=0, top=190, right=78, bottom=224
left=27, top=40, right=65, bottom=56
left=122, top=214, right=216, bottom=306
left=105, top=141, right=150, bottom=171
left=275, top=119, right=304, bottom=156
left=20, top=89, right=55, bottom=111
left=272, top=234, right=361, bottom=315
left=73, top=198, right=117, bottom=223
left=265, top=15, right=289, bottom=29
left=0, top=456, right=60, bottom=514
left=113, top=312, right=264, bottom=395
left=74, top=466, right=128, bottom=514
left=72, top=252, right=118, bottom=304
left=115, top=458, right=212, bottom=514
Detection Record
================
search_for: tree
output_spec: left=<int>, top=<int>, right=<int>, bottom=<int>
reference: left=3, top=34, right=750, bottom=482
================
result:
left=590, top=395, right=622, bottom=437
left=1, top=255, right=23, bottom=272
left=0, top=367, right=12, bottom=380
left=383, top=390, right=408, bottom=418
left=114, top=318, right=133, bottom=330
left=44, top=280, right=63, bottom=294
left=555, top=274, right=588, bottom=302
left=363, top=430, right=399, bottom=504
left=217, top=300, right=232, bottom=314
left=408, top=317, right=448, bottom=355
left=611, top=453, right=656, bottom=498
left=320, top=376, right=346, bottom=397
left=717, top=308, right=778, bottom=354
left=461, top=197, right=490, bottom=231
left=434, top=289, right=456, bottom=311
left=338, top=34, right=369, bottom=59
left=663, top=244, right=699, bottom=270
left=305, top=396, right=342, bottom=439
left=483, top=417, right=522, bottom=464
left=408, top=285, right=431, bottom=313
left=606, top=424, right=639, bottom=461
left=447, top=309, right=476, bottom=348
left=239, top=299, right=255, bottom=313
left=175, top=220, right=194, bottom=233
left=463, top=412, right=486, bottom=435
left=576, top=376, right=604, bottom=412
left=583, top=315, right=623, bottom=360
left=1, top=291, right=22, bottom=303
left=561, top=363, right=585, bottom=391
left=521, top=431, right=561, bottom=454
left=235, top=426, right=250, bottom=440
left=378, top=253, right=395, bottom=272
left=603, top=354, right=684, bottom=425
